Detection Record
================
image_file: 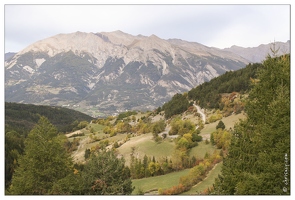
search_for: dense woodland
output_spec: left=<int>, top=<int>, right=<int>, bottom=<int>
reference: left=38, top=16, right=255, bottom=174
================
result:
left=5, top=53, right=290, bottom=195
left=5, top=102, right=94, bottom=136
left=188, top=63, right=260, bottom=109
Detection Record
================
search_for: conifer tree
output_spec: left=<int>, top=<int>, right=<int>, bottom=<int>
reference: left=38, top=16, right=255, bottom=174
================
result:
left=80, top=150, right=133, bottom=194
left=9, top=116, right=73, bottom=194
left=214, top=54, right=290, bottom=195
left=216, top=120, right=225, bottom=130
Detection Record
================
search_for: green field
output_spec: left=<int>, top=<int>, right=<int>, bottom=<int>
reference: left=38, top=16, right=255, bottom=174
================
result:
left=201, top=113, right=246, bottom=136
left=117, top=133, right=176, bottom=165
left=88, top=123, right=105, bottom=133
left=189, top=141, right=216, bottom=159
left=132, top=169, right=190, bottom=195
left=182, top=162, right=223, bottom=195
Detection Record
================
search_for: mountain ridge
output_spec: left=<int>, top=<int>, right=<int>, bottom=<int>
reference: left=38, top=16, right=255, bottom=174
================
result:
left=223, top=40, right=290, bottom=63
left=5, top=31, right=289, bottom=116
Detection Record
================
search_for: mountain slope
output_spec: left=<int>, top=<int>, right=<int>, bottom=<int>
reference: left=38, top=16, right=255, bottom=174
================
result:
left=5, top=52, right=16, bottom=61
left=5, top=31, right=250, bottom=116
left=5, top=102, right=94, bottom=135
left=161, top=62, right=262, bottom=119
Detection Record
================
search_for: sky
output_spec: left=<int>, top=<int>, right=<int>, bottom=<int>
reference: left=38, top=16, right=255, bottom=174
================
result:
left=4, top=3, right=291, bottom=53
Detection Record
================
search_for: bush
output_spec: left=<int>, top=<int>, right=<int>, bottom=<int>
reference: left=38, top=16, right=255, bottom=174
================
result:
left=77, top=121, right=89, bottom=129
left=192, top=132, right=202, bottom=142
left=160, top=184, right=186, bottom=195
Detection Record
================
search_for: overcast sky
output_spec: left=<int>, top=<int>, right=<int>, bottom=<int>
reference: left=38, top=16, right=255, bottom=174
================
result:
left=4, top=4, right=290, bottom=53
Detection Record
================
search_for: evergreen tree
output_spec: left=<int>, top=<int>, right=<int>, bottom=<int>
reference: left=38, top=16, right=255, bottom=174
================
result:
left=9, top=117, right=73, bottom=194
left=216, top=120, right=225, bottom=130
left=5, top=131, right=24, bottom=189
left=214, top=54, right=290, bottom=195
left=80, top=150, right=133, bottom=194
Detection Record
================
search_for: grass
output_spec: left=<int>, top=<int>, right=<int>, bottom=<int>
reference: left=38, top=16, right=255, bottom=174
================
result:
left=71, top=133, right=128, bottom=163
left=88, top=123, right=105, bottom=133
left=181, top=162, right=223, bottom=195
left=68, top=124, right=106, bottom=142
left=117, top=133, right=175, bottom=165
left=132, top=169, right=190, bottom=195
left=201, top=113, right=246, bottom=136
left=189, top=141, right=216, bottom=159
left=137, top=140, right=175, bottom=158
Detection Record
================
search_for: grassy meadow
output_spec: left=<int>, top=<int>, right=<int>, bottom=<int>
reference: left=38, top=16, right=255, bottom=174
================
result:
left=132, top=169, right=190, bottom=195
left=117, top=133, right=175, bottom=165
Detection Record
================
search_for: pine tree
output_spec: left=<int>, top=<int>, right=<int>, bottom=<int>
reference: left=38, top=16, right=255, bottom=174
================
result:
left=214, top=54, right=290, bottom=195
left=9, top=117, right=73, bottom=194
left=216, top=120, right=225, bottom=130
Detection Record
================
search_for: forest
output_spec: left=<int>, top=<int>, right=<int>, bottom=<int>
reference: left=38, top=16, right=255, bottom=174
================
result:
left=5, top=102, right=94, bottom=136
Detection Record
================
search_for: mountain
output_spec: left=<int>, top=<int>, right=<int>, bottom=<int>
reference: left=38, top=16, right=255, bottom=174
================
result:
left=223, top=40, right=290, bottom=63
left=4, top=31, right=256, bottom=116
left=5, top=52, right=16, bottom=61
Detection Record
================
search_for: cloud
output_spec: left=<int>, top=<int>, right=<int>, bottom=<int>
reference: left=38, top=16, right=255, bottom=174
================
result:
left=4, top=4, right=290, bottom=52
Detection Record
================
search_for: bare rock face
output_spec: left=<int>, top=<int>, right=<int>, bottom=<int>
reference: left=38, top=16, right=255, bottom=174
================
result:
left=6, top=30, right=273, bottom=116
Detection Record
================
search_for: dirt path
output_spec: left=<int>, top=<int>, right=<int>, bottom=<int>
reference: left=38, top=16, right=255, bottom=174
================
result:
left=72, top=137, right=89, bottom=162
left=65, top=130, right=83, bottom=138
left=194, top=104, right=206, bottom=123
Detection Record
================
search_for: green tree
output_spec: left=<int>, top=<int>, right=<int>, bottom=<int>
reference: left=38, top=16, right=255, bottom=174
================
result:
left=5, top=130, right=24, bottom=189
left=152, top=119, right=166, bottom=134
left=77, top=121, right=89, bottom=129
left=80, top=150, right=133, bottom=194
left=103, top=126, right=112, bottom=134
left=148, top=162, right=156, bottom=176
left=51, top=172, right=82, bottom=195
left=216, top=120, right=225, bottom=130
left=9, top=117, right=73, bottom=194
left=192, top=131, right=202, bottom=142
left=210, top=129, right=231, bottom=150
left=84, top=148, right=91, bottom=159
left=214, top=54, right=290, bottom=195
left=162, top=93, right=190, bottom=119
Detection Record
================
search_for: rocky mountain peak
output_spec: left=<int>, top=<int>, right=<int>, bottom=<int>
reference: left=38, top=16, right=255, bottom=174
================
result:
left=5, top=30, right=289, bottom=116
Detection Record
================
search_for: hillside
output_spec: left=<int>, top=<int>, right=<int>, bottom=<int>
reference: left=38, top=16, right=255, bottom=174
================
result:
left=5, top=102, right=94, bottom=135
left=161, top=62, right=261, bottom=118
